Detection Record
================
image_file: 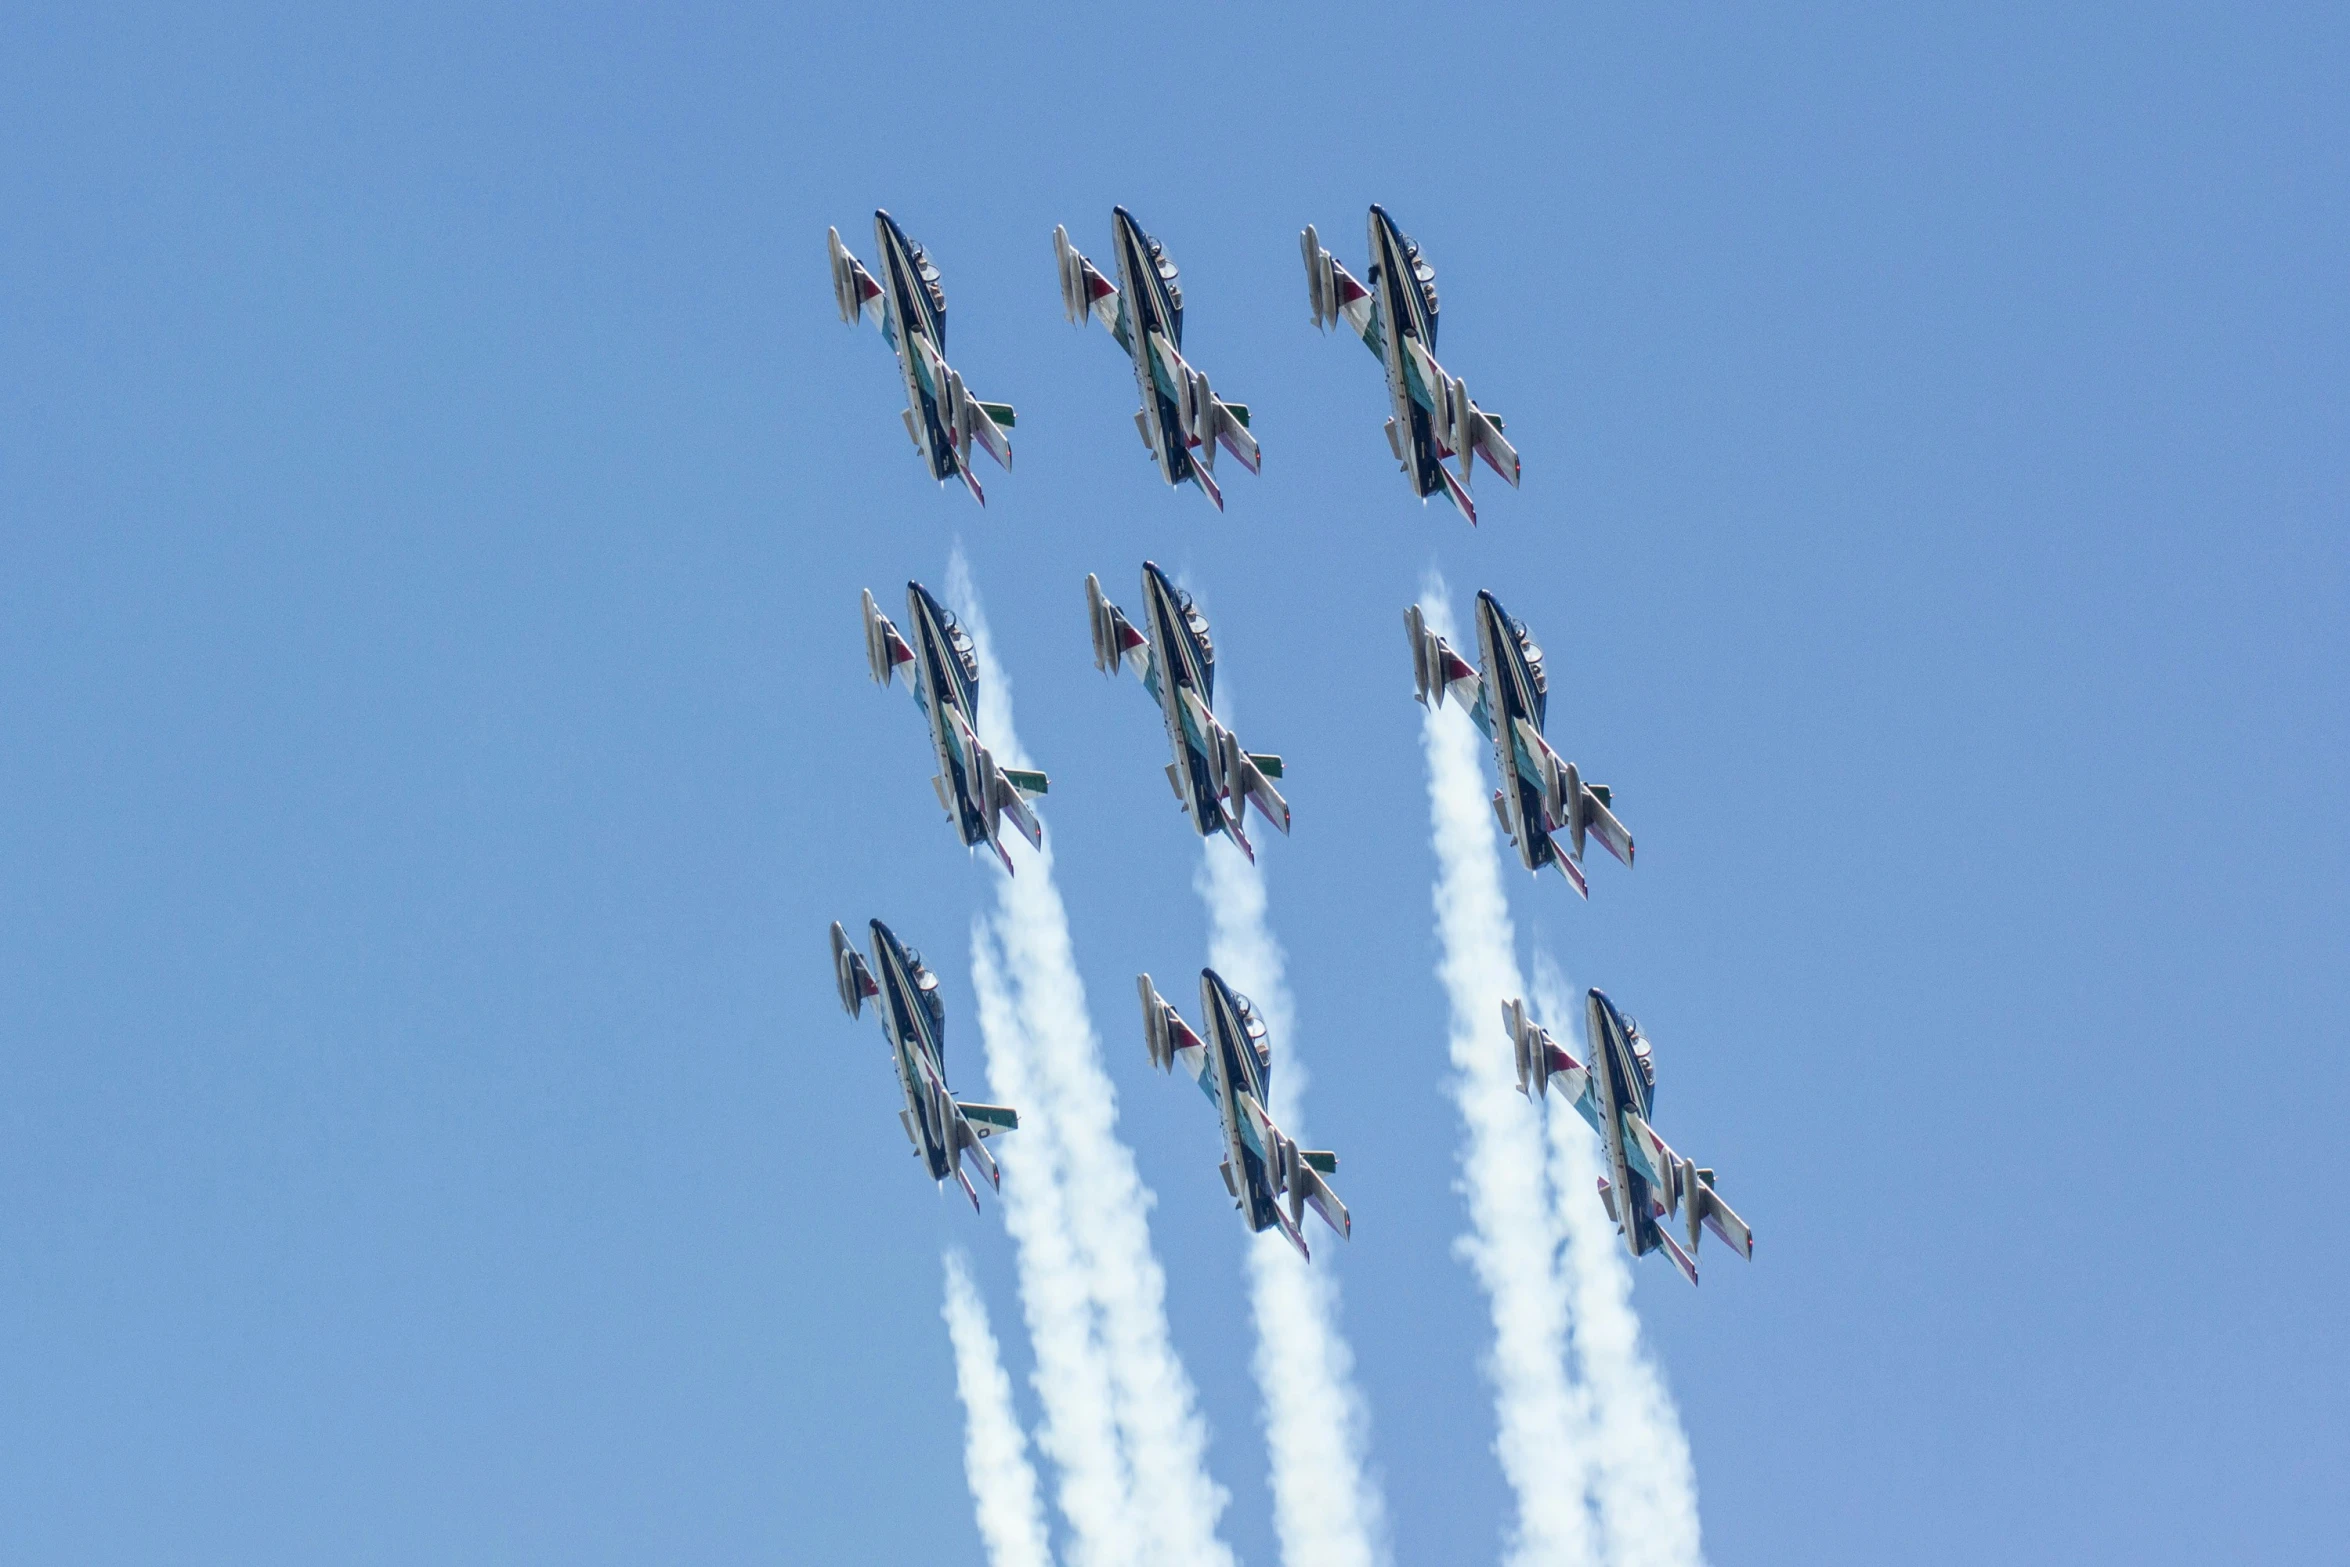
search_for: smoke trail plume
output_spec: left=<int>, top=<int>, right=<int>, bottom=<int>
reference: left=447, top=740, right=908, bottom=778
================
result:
left=949, top=552, right=1235, bottom=1567
left=1196, top=834, right=1387, bottom=1567
left=1415, top=581, right=1602, bottom=1567
left=1530, top=955, right=1703, bottom=1567
left=943, top=1249, right=1058, bottom=1567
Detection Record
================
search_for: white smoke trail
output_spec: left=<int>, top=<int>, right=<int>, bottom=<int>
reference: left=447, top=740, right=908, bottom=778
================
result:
left=1529, top=955, right=1703, bottom=1567
left=949, top=552, right=1235, bottom=1567
left=969, top=928, right=1132, bottom=1567
left=1196, top=833, right=1387, bottom=1567
left=942, top=1249, right=1058, bottom=1567
left=1415, top=581, right=1602, bottom=1567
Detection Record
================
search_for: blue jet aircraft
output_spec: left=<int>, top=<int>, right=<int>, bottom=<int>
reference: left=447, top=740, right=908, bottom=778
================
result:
left=1138, top=969, right=1349, bottom=1259
left=1054, top=208, right=1260, bottom=509
left=1504, top=991, right=1753, bottom=1286
left=863, top=582, right=1047, bottom=873
left=1086, top=564, right=1289, bottom=861
left=829, top=211, right=1015, bottom=503
left=832, top=918, right=1019, bottom=1211
left=1406, top=590, right=1633, bottom=898
left=1301, top=205, right=1520, bottom=523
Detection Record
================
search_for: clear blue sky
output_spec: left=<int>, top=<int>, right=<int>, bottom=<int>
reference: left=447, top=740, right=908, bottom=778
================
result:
left=3, top=5, right=2343, bottom=1563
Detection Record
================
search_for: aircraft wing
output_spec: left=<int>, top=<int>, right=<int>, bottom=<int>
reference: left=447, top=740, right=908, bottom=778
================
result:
left=1236, top=1091, right=1350, bottom=1252
left=1405, top=603, right=1488, bottom=723
left=1501, top=997, right=1595, bottom=1113
left=1086, top=573, right=1153, bottom=682
left=861, top=589, right=917, bottom=688
left=829, top=227, right=885, bottom=330
left=1300, top=224, right=1378, bottom=352
left=1621, top=1109, right=1755, bottom=1271
left=1508, top=717, right=1636, bottom=878
left=1137, top=973, right=1210, bottom=1083
left=942, top=708, right=1046, bottom=870
left=830, top=921, right=880, bottom=1017
left=1054, top=225, right=1123, bottom=336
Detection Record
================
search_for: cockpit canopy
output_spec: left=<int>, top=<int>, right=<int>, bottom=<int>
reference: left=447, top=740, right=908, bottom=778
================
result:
left=909, top=241, right=946, bottom=321
left=905, top=946, right=947, bottom=1044
left=1509, top=614, right=1548, bottom=700
left=1143, top=231, right=1183, bottom=336
left=1622, top=1015, right=1657, bottom=1095
left=1369, top=229, right=1440, bottom=343
left=1172, top=585, right=1215, bottom=666
left=1230, top=988, right=1270, bottom=1069
left=938, top=606, right=979, bottom=688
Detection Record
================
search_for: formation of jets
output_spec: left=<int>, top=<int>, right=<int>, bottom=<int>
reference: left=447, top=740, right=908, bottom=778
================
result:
left=828, top=204, right=1521, bottom=522
left=827, top=205, right=1754, bottom=1286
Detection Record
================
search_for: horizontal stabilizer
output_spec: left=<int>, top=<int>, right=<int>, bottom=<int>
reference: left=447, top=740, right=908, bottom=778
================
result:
left=1085, top=573, right=1151, bottom=678
left=1437, top=460, right=1477, bottom=525
left=830, top=922, right=878, bottom=1018
left=861, top=589, right=916, bottom=688
left=1695, top=1172, right=1754, bottom=1261
left=1273, top=1131, right=1351, bottom=1244
left=1658, top=1231, right=1700, bottom=1286
left=1054, top=225, right=1121, bottom=331
left=1210, top=723, right=1290, bottom=838
left=828, top=227, right=884, bottom=329
left=957, top=1102, right=1019, bottom=1138
left=1577, top=784, right=1635, bottom=869
left=1405, top=604, right=1481, bottom=711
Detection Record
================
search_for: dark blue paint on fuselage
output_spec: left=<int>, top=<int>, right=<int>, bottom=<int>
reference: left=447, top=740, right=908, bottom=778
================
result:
left=1368, top=204, right=1448, bottom=500
left=871, top=918, right=954, bottom=1182
left=1473, top=589, right=1560, bottom=873
left=1588, top=988, right=1663, bottom=1257
left=874, top=210, right=958, bottom=483
left=1141, top=562, right=1226, bottom=838
left=1201, top=968, right=1280, bottom=1235
left=1111, top=207, right=1195, bottom=487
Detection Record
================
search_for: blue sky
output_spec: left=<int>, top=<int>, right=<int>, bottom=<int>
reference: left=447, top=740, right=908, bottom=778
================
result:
left=3, top=4, right=2344, bottom=1563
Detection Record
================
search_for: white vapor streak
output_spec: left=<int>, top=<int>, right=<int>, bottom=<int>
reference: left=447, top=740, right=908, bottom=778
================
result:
left=1530, top=955, right=1703, bottom=1567
left=949, top=552, right=1235, bottom=1567
left=1415, top=582, right=1602, bottom=1567
left=970, top=927, right=1132, bottom=1567
left=943, top=1249, right=1058, bottom=1567
left=1196, top=835, right=1388, bottom=1567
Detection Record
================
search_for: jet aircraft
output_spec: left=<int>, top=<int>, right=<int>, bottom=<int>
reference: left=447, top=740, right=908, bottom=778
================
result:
left=1137, top=969, right=1349, bottom=1259
left=831, top=918, right=1019, bottom=1211
left=1054, top=208, right=1261, bottom=509
left=1300, top=205, right=1520, bottom=523
left=1503, top=990, right=1752, bottom=1285
left=1085, top=563, right=1288, bottom=860
left=829, top=211, right=1016, bottom=504
left=1405, top=590, right=1633, bottom=897
left=863, top=582, right=1048, bottom=873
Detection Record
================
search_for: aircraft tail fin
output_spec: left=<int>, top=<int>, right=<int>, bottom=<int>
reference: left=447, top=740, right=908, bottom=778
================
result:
left=1272, top=1133, right=1351, bottom=1245
left=1085, top=573, right=1151, bottom=679
left=952, top=1113, right=1004, bottom=1194
left=1054, top=225, right=1120, bottom=331
left=861, top=589, right=916, bottom=688
left=830, top=922, right=879, bottom=1018
left=941, top=365, right=1013, bottom=476
left=956, top=1102, right=1019, bottom=1140
left=828, top=227, right=885, bottom=329
left=1687, top=1165, right=1754, bottom=1261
